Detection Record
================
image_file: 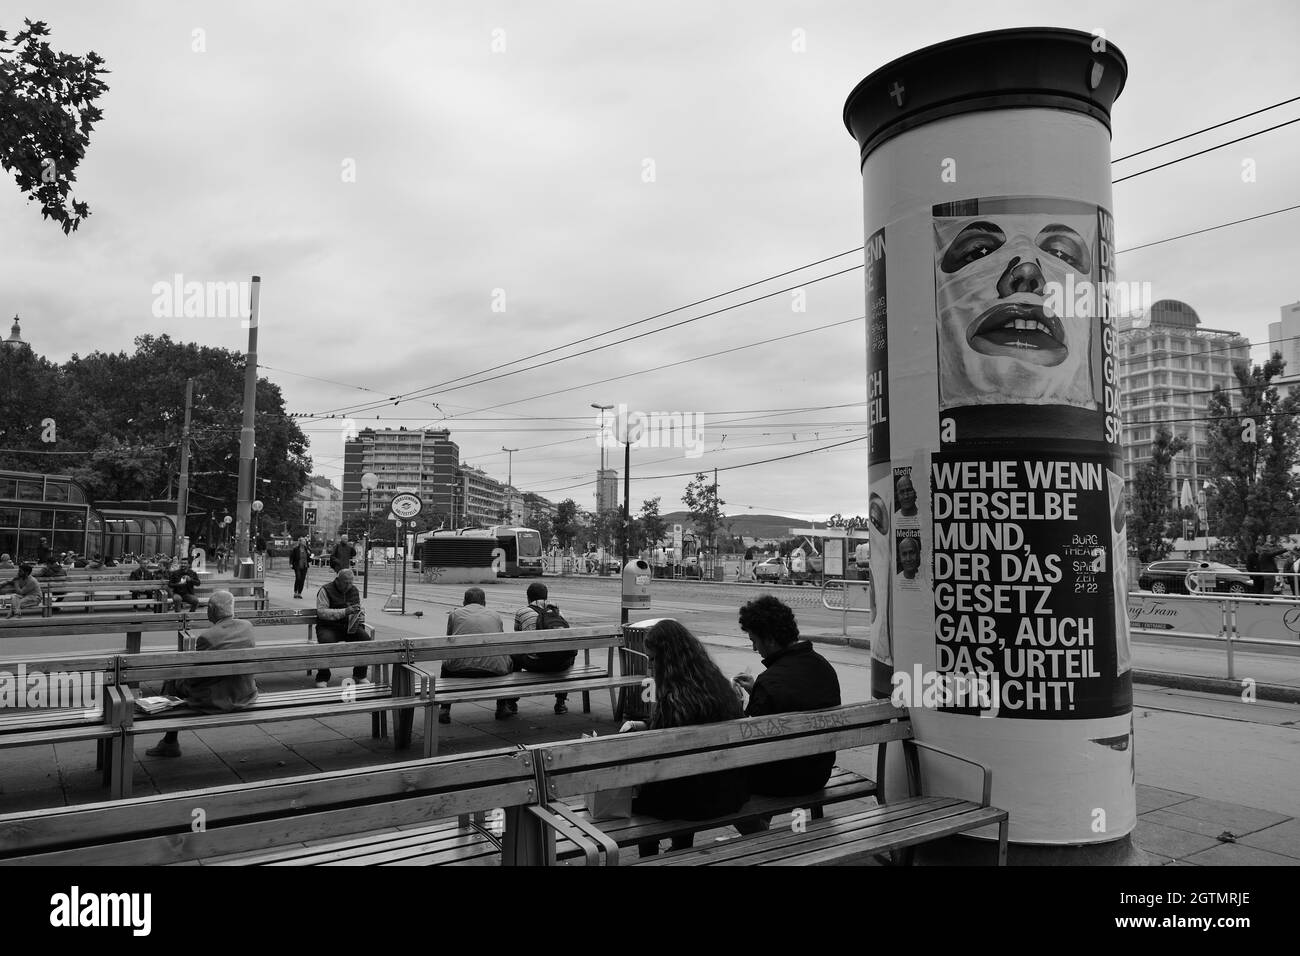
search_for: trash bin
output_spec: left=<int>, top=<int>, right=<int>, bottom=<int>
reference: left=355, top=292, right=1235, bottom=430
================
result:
left=619, top=618, right=665, bottom=722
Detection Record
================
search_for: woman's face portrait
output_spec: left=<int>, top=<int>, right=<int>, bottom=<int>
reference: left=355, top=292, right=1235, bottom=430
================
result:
left=897, top=536, right=921, bottom=579
left=895, top=475, right=917, bottom=516
left=934, top=202, right=1097, bottom=410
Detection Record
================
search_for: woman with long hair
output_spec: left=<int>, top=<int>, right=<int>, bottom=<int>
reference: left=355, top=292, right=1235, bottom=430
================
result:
left=620, top=619, right=749, bottom=854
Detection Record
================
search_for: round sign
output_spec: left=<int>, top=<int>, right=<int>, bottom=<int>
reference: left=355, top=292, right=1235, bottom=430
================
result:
left=390, top=493, right=422, bottom=520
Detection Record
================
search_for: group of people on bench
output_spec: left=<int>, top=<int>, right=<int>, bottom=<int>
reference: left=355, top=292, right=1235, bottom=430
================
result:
left=440, top=581, right=573, bottom=722
left=618, top=597, right=841, bottom=857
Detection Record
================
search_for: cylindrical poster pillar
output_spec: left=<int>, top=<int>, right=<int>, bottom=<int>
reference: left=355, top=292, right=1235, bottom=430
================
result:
left=844, top=28, right=1131, bottom=846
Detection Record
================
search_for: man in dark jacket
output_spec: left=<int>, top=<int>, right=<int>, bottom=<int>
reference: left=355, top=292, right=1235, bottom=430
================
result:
left=289, top=536, right=311, bottom=599
left=329, top=534, right=356, bottom=572
left=734, top=595, right=842, bottom=795
left=314, top=567, right=371, bottom=687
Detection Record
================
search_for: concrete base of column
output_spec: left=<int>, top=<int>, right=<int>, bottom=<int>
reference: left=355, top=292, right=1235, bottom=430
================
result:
left=912, top=833, right=1151, bottom=866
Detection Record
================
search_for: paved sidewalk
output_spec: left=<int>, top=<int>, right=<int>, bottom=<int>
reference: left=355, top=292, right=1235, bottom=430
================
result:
left=0, top=572, right=1295, bottom=865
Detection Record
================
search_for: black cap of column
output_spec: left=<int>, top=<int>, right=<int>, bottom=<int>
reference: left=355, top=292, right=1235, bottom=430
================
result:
left=843, top=27, right=1128, bottom=168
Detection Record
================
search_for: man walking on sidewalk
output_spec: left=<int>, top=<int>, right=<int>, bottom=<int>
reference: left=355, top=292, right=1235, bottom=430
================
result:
left=289, top=536, right=311, bottom=599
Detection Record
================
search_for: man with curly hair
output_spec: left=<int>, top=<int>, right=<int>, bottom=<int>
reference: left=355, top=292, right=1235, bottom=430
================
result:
left=734, top=595, right=841, bottom=796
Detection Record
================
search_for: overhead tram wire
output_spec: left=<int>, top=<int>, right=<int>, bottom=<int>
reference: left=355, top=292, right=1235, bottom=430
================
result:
left=1112, top=116, right=1300, bottom=184
left=1112, top=95, right=1300, bottom=163
left=270, top=97, right=1300, bottom=420
left=308, top=265, right=865, bottom=420
left=448, top=316, right=866, bottom=418
left=287, top=198, right=1300, bottom=425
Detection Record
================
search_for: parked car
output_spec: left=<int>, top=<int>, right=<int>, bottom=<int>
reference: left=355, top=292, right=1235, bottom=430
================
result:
left=752, top=557, right=790, bottom=584
left=1137, top=560, right=1252, bottom=595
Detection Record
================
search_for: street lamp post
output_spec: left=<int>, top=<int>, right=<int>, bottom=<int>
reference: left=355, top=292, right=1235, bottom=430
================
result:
left=361, top=471, right=378, bottom=598
left=502, top=447, right=518, bottom=525
left=251, top=500, right=264, bottom=576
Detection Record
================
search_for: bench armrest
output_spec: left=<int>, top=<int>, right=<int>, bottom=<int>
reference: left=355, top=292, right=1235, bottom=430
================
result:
left=901, top=738, right=993, bottom=807
left=527, top=802, right=621, bottom=866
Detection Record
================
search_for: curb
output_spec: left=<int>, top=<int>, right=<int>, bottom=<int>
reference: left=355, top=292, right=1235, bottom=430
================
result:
left=1132, top=669, right=1300, bottom=705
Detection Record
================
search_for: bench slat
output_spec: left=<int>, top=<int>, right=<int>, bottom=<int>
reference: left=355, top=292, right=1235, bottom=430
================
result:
left=631, top=799, right=997, bottom=866
left=540, top=701, right=903, bottom=773
left=0, top=748, right=531, bottom=852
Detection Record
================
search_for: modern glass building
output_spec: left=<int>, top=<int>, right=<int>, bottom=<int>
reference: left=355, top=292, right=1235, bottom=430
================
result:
left=0, top=469, right=177, bottom=562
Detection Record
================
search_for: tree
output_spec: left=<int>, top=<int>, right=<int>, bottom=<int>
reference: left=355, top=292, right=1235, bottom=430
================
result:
left=1, top=20, right=109, bottom=233
left=636, top=497, right=668, bottom=552
left=1127, top=425, right=1187, bottom=563
left=2, top=334, right=314, bottom=541
left=682, top=473, right=726, bottom=551
left=593, top=507, right=622, bottom=552
left=553, top=499, right=580, bottom=548
left=1204, top=353, right=1300, bottom=559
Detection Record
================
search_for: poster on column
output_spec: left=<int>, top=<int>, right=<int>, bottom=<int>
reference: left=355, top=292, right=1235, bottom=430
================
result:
left=865, top=225, right=895, bottom=697
left=929, top=195, right=1130, bottom=713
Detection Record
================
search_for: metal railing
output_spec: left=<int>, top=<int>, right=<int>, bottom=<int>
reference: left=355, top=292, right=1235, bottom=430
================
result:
left=821, top=578, right=873, bottom=636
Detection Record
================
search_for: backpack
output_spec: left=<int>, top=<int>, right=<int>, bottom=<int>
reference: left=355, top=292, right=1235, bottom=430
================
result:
left=518, top=603, right=577, bottom=672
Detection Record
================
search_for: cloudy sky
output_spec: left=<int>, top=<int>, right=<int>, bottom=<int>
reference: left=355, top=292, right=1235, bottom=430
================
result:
left=5, top=0, right=1299, bottom=523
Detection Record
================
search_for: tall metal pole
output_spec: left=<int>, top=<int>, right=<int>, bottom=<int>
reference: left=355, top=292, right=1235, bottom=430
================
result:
left=622, top=438, right=631, bottom=625
left=174, top=377, right=193, bottom=558
left=502, top=446, right=517, bottom=524
left=235, top=276, right=261, bottom=570
left=363, top=487, right=372, bottom=598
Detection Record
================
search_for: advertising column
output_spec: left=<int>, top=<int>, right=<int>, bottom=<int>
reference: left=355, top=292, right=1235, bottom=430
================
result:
left=844, top=28, right=1132, bottom=845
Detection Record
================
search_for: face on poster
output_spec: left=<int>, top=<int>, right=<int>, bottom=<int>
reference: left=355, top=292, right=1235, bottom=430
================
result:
left=934, top=197, right=1101, bottom=412
left=894, top=469, right=918, bottom=517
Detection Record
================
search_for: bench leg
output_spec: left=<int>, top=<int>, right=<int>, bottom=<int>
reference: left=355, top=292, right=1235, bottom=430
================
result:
left=126, top=631, right=142, bottom=655
left=582, top=690, right=591, bottom=714
left=501, top=805, right=546, bottom=867
left=996, top=818, right=1009, bottom=866
left=95, top=738, right=104, bottom=772
left=392, top=667, right=414, bottom=751
left=111, top=734, right=133, bottom=800
left=423, top=693, right=437, bottom=758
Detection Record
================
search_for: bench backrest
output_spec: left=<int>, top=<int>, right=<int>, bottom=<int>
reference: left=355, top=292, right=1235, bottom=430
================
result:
left=0, top=748, right=538, bottom=865
left=415, top=625, right=625, bottom=664
left=532, top=700, right=909, bottom=802
left=116, top=633, right=405, bottom=684
left=0, top=608, right=317, bottom=640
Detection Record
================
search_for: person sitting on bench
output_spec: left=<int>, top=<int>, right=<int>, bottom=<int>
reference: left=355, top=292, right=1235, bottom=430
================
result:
left=439, top=587, right=513, bottom=724
left=313, top=567, right=371, bottom=688
left=732, top=595, right=842, bottom=835
left=618, top=619, right=749, bottom=856
left=146, top=590, right=260, bottom=758
left=166, top=558, right=201, bottom=612
left=2, top=563, right=43, bottom=618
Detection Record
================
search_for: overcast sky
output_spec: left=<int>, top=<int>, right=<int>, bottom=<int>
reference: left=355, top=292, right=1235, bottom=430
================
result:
left=5, top=0, right=1299, bottom=523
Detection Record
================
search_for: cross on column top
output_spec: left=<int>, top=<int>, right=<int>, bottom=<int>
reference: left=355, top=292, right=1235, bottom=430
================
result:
left=888, top=81, right=905, bottom=106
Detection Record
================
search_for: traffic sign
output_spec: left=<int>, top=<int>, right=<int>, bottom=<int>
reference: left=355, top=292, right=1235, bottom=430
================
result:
left=390, top=492, right=422, bottom=520
left=304, top=507, right=317, bottom=525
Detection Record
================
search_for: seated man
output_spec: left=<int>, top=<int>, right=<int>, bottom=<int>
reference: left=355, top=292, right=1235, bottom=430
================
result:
left=439, top=587, right=513, bottom=723
left=511, top=582, right=573, bottom=716
left=146, top=590, right=259, bottom=757
left=0, top=554, right=15, bottom=571
left=31, top=559, right=66, bottom=580
left=313, top=567, right=371, bottom=688
left=733, top=595, right=841, bottom=825
left=3, top=563, right=43, bottom=617
left=166, top=559, right=201, bottom=612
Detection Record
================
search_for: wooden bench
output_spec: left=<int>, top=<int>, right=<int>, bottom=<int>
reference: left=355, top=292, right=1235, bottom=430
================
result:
left=393, top=625, right=647, bottom=756
left=0, top=651, right=132, bottom=793
left=0, top=747, right=541, bottom=866
left=525, top=700, right=1008, bottom=866
left=108, top=630, right=418, bottom=799
left=41, top=580, right=165, bottom=616
left=0, top=607, right=319, bottom=655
